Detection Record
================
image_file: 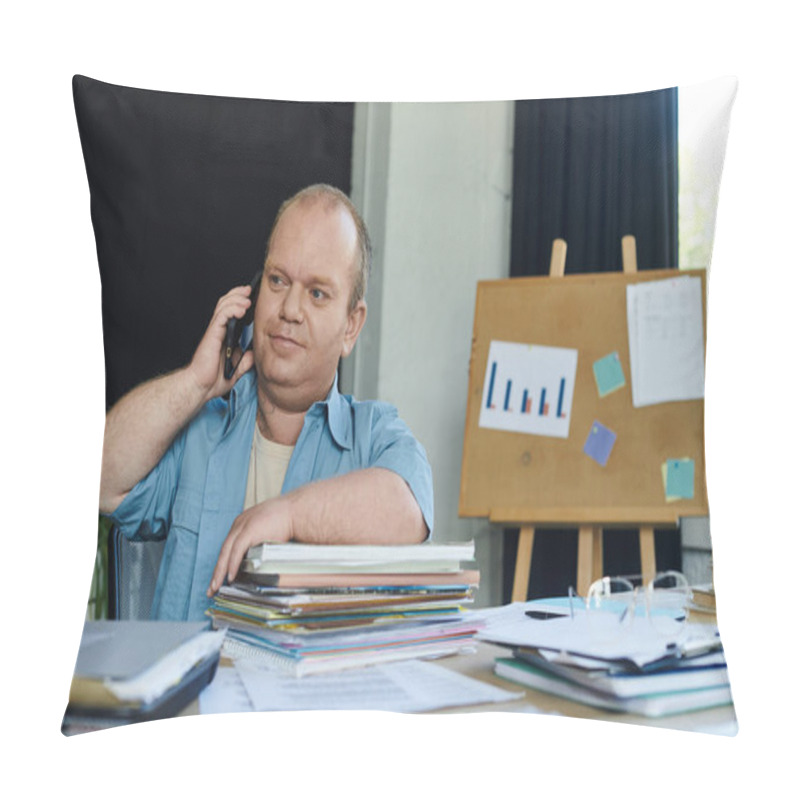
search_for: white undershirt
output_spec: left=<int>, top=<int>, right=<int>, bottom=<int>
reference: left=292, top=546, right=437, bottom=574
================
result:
left=243, top=423, right=295, bottom=509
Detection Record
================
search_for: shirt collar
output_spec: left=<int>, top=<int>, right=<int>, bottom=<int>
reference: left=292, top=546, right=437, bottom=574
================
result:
left=317, top=379, right=353, bottom=451
left=231, top=370, right=352, bottom=451
left=229, top=369, right=258, bottom=417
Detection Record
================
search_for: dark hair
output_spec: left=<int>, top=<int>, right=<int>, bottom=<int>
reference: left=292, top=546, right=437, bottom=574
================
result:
left=267, top=184, right=372, bottom=310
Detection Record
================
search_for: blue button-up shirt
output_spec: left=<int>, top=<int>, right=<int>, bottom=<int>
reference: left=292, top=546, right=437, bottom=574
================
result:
left=109, top=370, right=434, bottom=621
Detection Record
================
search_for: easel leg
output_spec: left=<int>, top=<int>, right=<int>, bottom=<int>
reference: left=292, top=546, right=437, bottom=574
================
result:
left=512, top=525, right=535, bottom=602
left=592, top=527, right=603, bottom=582
left=639, top=525, right=656, bottom=585
left=577, top=525, right=601, bottom=596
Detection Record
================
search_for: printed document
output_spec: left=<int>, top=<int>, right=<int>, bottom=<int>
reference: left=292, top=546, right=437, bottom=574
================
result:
left=627, top=276, right=705, bottom=407
left=232, top=658, right=522, bottom=712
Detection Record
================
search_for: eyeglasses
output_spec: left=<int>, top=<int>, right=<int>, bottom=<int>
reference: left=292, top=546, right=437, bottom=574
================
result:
left=569, top=571, right=692, bottom=639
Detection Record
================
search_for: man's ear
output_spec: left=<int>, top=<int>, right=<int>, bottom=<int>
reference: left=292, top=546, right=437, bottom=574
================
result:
left=341, top=300, right=367, bottom=358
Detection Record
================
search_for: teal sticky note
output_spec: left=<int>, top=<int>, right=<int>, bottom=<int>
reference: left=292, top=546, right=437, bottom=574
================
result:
left=665, top=459, right=695, bottom=500
left=593, top=352, right=626, bottom=398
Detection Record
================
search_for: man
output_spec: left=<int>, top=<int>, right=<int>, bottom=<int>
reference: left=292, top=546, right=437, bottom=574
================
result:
left=100, top=184, right=433, bottom=621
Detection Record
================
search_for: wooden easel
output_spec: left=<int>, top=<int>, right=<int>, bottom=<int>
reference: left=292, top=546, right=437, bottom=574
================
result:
left=510, top=235, right=656, bottom=601
left=459, top=235, right=707, bottom=602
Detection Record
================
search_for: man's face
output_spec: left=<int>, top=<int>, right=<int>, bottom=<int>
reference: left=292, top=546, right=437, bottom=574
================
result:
left=252, top=198, right=366, bottom=412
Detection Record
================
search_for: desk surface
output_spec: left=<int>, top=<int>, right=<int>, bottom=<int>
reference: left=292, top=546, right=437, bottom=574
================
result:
left=182, top=641, right=737, bottom=735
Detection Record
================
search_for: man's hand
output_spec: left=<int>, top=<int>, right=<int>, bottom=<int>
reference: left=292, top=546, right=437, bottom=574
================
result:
left=186, top=283, right=256, bottom=402
left=206, top=468, right=427, bottom=597
left=207, top=495, right=294, bottom=596
left=100, top=281, right=258, bottom=514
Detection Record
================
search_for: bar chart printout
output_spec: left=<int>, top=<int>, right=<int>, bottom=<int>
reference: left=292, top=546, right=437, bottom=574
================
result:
left=479, top=340, right=579, bottom=439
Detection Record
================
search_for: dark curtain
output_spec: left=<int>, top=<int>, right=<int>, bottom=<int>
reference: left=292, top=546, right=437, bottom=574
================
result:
left=510, top=87, right=678, bottom=277
left=503, top=87, right=680, bottom=600
left=73, top=76, right=355, bottom=410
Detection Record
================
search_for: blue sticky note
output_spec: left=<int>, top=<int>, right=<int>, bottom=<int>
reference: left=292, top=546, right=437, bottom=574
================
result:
left=665, top=458, right=695, bottom=500
left=583, top=421, right=616, bottom=467
left=593, top=352, right=626, bottom=398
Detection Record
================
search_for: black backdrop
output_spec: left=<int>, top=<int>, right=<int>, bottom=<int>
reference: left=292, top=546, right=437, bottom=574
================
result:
left=73, top=75, right=355, bottom=409
left=503, top=87, right=681, bottom=600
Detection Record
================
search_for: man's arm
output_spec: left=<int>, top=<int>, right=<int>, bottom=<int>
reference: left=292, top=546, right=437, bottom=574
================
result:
left=207, top=466, right=427, bottom=595
left=99, top=285, right=256, bottom=513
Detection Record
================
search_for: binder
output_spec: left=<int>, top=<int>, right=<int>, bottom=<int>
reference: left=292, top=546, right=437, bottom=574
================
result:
left=63, top=620, right=223, bottom=734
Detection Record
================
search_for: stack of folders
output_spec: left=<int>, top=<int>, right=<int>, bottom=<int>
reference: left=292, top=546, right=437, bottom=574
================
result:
left=481, top=604, right=733, bottom=718
left=495, top=647, right=731, bottom=718
left=207, top=541, right=481, bottom=677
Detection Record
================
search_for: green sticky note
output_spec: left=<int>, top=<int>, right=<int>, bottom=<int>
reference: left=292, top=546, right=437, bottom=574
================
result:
left=661, top=464, right=679, bottom=502
left=664, top=458, right=695, bottom=501
left=593, top=352, right=626, bottom=398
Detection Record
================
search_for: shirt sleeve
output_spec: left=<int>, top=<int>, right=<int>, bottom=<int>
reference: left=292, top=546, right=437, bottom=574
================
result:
left=362, top=404, right=434, bottom=538
left=105, top=430, right=187, bottom=542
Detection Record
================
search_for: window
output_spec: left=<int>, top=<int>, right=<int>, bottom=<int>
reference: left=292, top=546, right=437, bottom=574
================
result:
left=678, top=78, right=737, bottom=269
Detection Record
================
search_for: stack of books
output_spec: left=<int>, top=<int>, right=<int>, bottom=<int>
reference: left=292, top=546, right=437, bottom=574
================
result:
left=207, top=541, right=481, bottom=677
left=688, top=583, right=717, bottom=616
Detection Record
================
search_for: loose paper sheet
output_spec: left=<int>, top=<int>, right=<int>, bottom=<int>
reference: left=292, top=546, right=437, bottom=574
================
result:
left=234, top=658, right=522, bottom=712
left=198, top=665, right=256, bottom=714
left=627, top=276, right=705, bottom=408
left=477, top=605, right=717, bottom=668
left=479, top=340, right=578, bottom=438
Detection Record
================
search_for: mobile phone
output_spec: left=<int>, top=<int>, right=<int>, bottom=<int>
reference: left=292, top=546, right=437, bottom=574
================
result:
left=223, top=270, right=262, bottom=380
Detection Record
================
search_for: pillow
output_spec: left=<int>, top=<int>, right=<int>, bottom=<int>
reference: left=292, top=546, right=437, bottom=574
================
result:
left=68, top=76, right=737, bottom=740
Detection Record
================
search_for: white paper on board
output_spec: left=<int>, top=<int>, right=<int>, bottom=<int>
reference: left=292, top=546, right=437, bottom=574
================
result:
left=627, top=276, right=705, bottom=408
left=479, top=340, right=579, bottom=439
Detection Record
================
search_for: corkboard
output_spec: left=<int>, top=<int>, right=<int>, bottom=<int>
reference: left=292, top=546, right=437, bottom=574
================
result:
left=459, top=268, right=708, bottom=526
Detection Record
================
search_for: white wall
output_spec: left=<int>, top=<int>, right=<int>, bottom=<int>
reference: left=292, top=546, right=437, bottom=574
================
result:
left=345, top=101, right=515, bottom=606
left=344, top=100, right=718, bottom=603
